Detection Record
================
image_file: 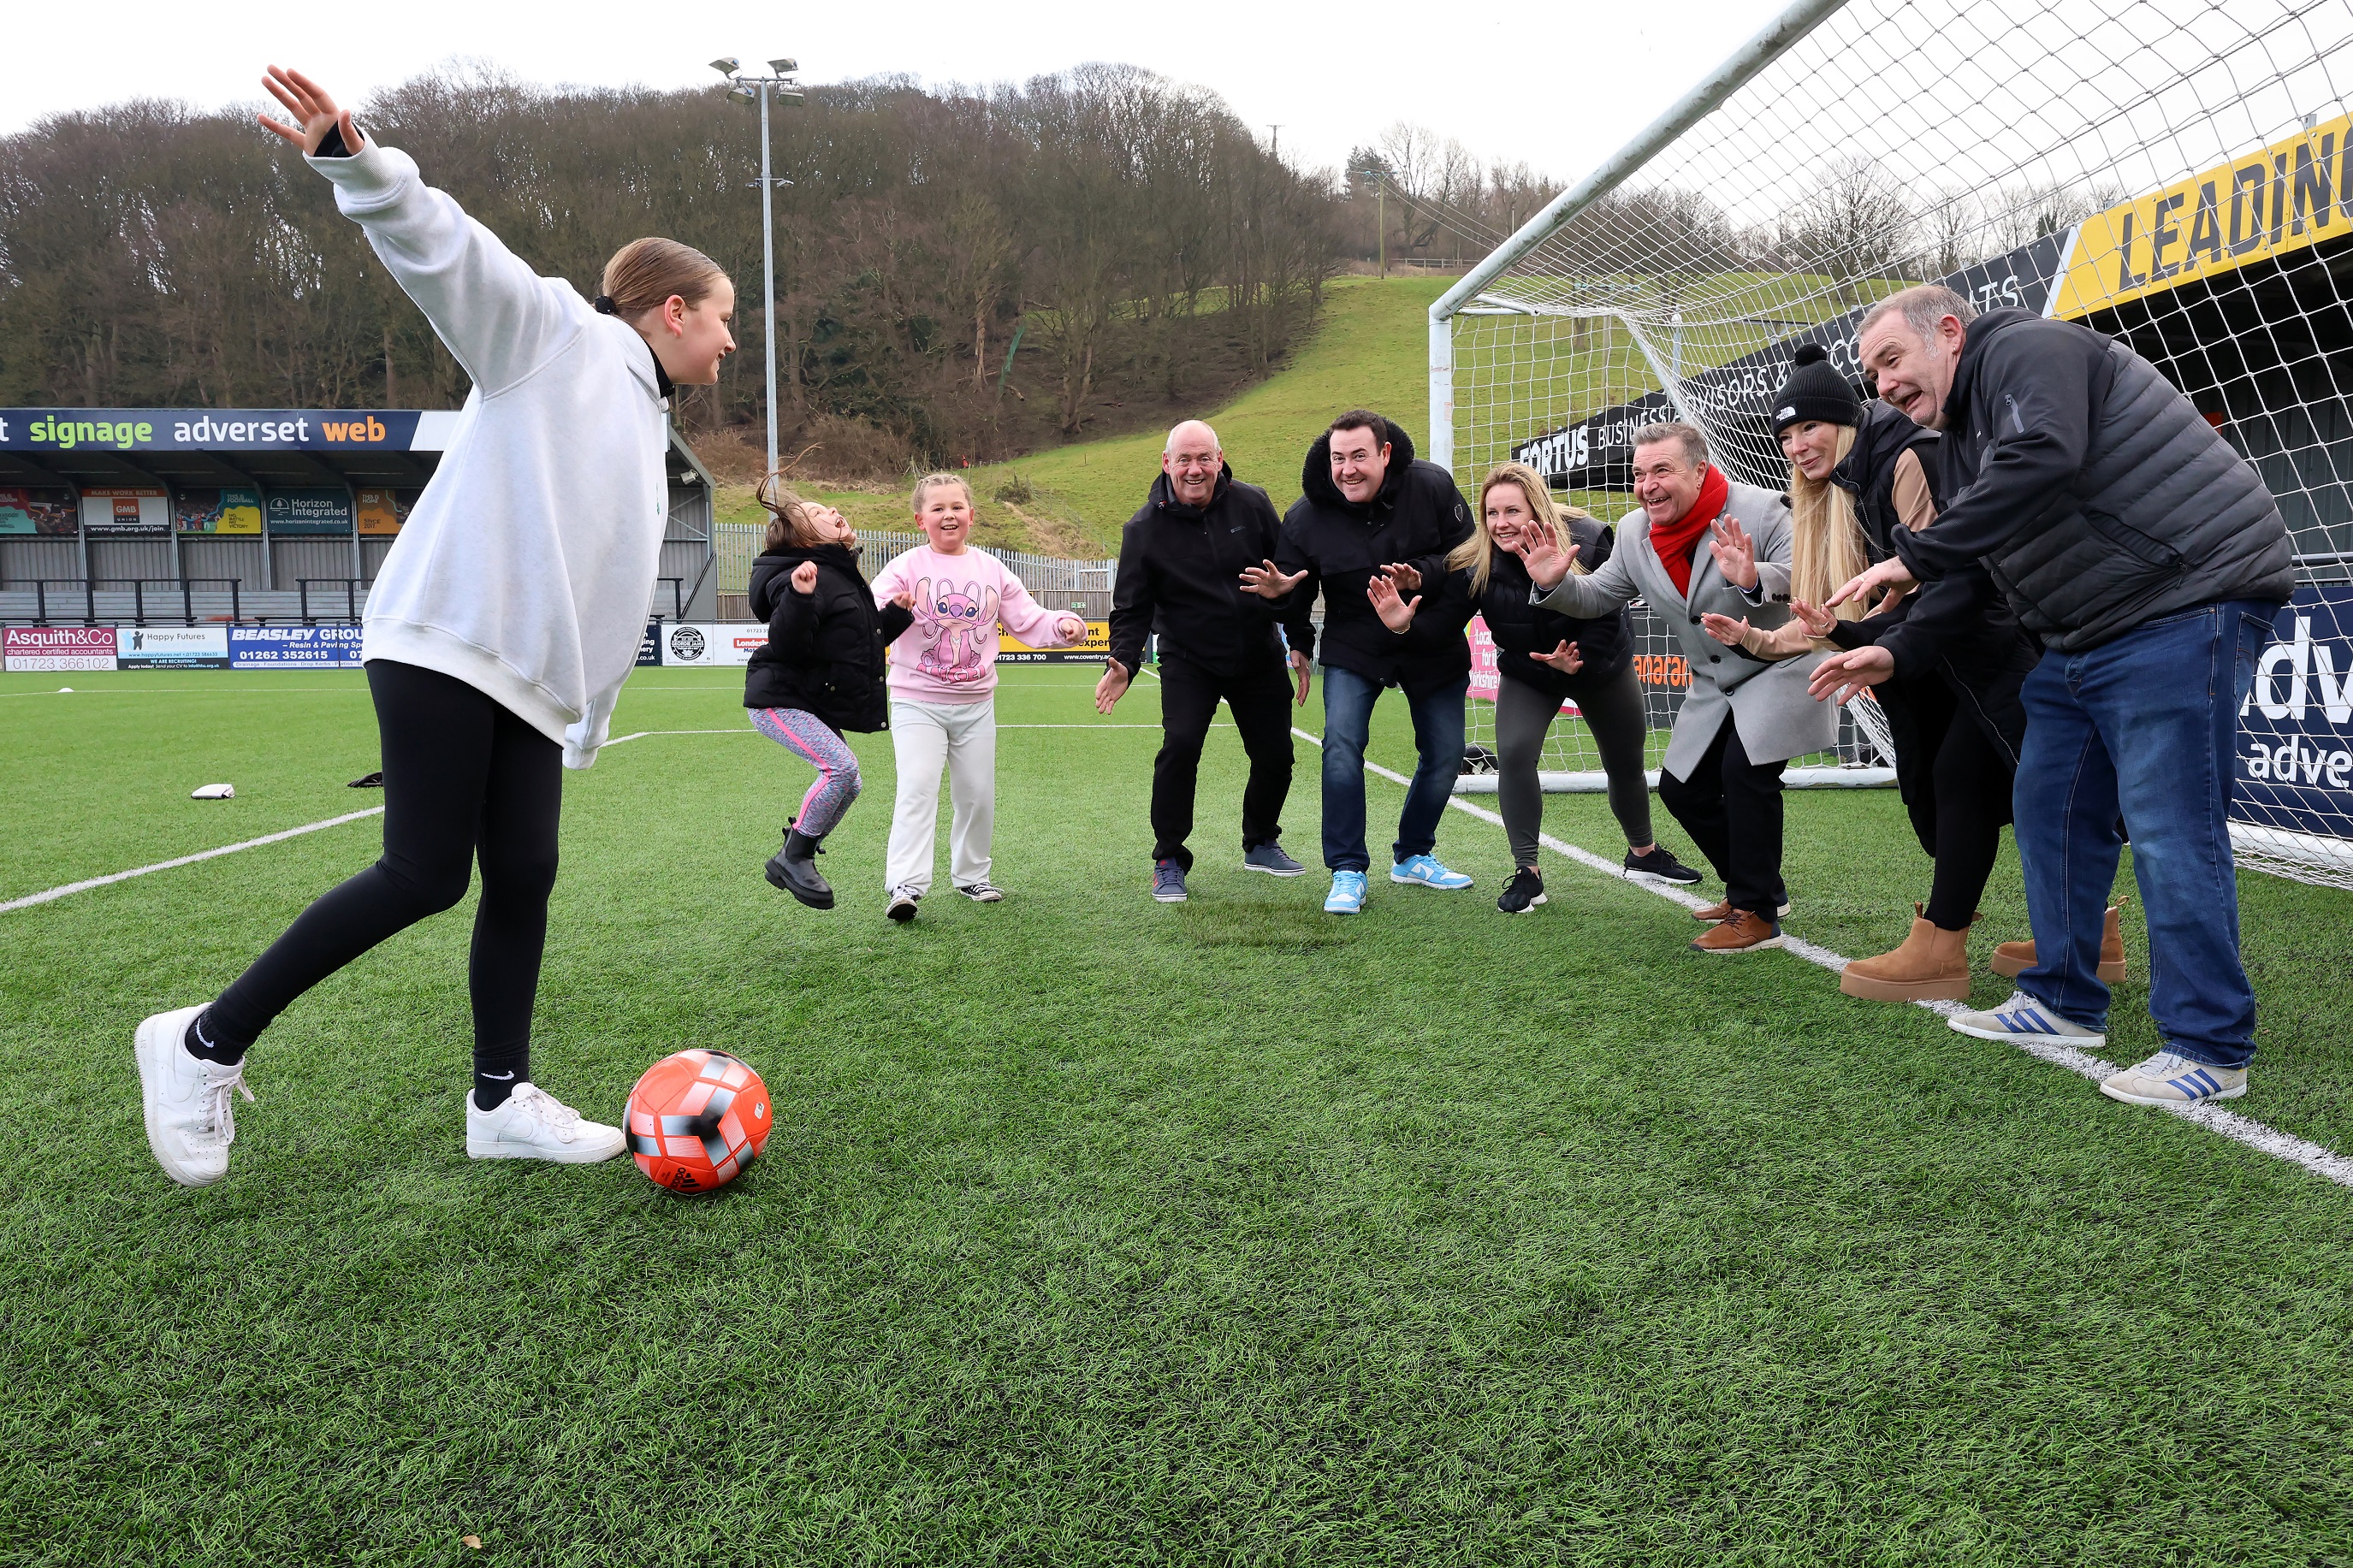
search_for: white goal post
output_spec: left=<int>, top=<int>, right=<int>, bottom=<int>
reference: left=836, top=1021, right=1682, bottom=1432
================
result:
left=1431, top=0, right=2353, bottom=885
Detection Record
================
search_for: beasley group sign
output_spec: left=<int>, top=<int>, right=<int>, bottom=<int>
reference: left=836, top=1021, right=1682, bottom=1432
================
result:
left=2236, top=587, right=2353, bottom=842
left=227, top=625, right=365, bottom=667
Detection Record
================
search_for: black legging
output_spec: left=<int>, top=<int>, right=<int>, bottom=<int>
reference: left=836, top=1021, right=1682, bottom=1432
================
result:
left=208, top=660, right=562, bottom=1086
left=1492, top=663, right=1652, bottom=865
left=1885, top=673, right=2014, bottom=931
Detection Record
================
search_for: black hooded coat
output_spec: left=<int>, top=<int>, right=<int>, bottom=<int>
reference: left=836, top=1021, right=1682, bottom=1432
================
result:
left=1106, top=465, right=1288, bottom=677
left=742, top=541, right=915, bottom=732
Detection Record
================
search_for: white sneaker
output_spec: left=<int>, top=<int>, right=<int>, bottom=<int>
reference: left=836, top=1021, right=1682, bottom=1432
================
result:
left=133, top=1005, right=253, bottom=1187
left=886, top=885, right=922, bottom=923
left=1947, top=990, right=2106, bottom=1047
left=2100, top=1050, right=2249, bottom=1106
left=956, top=881, right=1005, bottom=902
left=465, top=1082, right=625, bottom=1163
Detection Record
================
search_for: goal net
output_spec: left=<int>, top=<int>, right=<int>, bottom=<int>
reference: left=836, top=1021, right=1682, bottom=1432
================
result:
left=1436, top=0, right=2353, bottom=885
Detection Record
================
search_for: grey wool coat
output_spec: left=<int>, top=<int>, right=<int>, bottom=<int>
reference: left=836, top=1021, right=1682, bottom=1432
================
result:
left=1536, top=480, right=1839, bottom=780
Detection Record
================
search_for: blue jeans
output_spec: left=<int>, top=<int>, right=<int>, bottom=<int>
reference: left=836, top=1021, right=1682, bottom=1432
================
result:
left=2012, top=601, right=2275, bottom=1068
left=1319, top=666, right=1468, bottom=873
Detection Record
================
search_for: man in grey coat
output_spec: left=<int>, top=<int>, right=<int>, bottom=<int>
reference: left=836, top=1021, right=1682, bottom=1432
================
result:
left=1522, top=422, right=1836, bottom=952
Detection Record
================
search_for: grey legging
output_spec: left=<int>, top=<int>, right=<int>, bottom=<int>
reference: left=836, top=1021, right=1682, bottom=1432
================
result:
left=1494, top=666, right=1653, bottom=866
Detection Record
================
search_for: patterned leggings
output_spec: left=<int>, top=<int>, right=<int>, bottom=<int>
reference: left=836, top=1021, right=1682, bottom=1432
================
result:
left=750, top=707, right=862, bottom=837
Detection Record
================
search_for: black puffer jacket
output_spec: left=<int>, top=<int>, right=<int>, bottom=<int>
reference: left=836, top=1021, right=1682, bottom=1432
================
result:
left=1425, top=516, right=1633, bottom=697
left=1889, top=309, right=2292, bottom=649
left=742, top=541, right=915, bottom=732
left=1106, top=466, right=1288, bottom=676
left=1275, top=419, right=1477, bottom=695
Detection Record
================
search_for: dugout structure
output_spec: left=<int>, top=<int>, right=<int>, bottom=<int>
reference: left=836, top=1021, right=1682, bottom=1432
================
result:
left=1431, top=0, right=2353, bottom=885
left=0, top=409, right=717, bottom=626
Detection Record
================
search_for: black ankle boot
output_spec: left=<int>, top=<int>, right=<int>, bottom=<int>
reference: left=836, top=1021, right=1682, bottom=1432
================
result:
left=765, top=821, right=835, bottom=909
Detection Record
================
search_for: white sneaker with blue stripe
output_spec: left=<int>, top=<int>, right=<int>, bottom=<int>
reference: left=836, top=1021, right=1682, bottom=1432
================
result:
left=1390, top=854, right=1473, bottom=891
left=1324, top=870, right=1368, bottom=914
left=1947, top=990, right=2106, bottom=1048
left=2098, top=1050, right=2249, bottom=1106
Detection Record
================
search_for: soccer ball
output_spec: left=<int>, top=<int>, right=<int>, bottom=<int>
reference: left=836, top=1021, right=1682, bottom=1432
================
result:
left=623, top=1049, right=772, bottom=1194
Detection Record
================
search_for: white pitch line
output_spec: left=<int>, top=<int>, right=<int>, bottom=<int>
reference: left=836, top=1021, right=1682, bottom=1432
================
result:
left=0, top=808, right=387, bottom=915
left=1292, top=725, right=2353, bottom=1190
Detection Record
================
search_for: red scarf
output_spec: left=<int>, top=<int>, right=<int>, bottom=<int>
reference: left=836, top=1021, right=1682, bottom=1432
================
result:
left=1649, top=464, right=1730, bottom=600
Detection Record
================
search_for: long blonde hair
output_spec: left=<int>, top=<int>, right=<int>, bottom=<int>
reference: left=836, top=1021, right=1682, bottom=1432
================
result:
left=1455, top=462, right=1586, bottom=595
left=1787, top=425, right=1868, bottom=617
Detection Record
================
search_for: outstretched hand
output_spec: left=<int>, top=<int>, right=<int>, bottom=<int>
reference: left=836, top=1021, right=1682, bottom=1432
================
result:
left=1808, top=644, right=1897, bottom=705
left=1707, top=516, right=1757, bottom=589
left=1698, top=612, right=1750, bottom=648
left=1791, top=599, right=1837, bottom=638
left=1094, top=658, right=1130, bottom=713
left=1239, top=559, right=1307, bottom=601
left=258, top=67, right=365, bottom=157
left=1366, top=571, right=1420, bottom=633
left=1378, top=561, right=1422, bottom=594
left=1514, top=531, right=1580, bottom=590
left=1529, top=640, right=1583, bottom=673
left=1827, top=556, right=1916, bottom=611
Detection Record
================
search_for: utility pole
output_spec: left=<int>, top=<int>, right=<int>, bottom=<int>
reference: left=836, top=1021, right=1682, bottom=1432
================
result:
left=1354, top=168, right=1387, bottom=279
left=714, top=56, right=805, bottom=476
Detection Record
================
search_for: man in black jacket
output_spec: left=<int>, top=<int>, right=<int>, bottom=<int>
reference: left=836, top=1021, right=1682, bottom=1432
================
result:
left=1242, top=410, right=1476, bottom=914
left=1099, top=420, right=1307, bottom=902
left=1822, top=284, right=2293, bottom=1108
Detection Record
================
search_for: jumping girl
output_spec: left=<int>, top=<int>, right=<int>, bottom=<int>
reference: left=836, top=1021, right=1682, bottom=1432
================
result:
left=868, top=475, right=1088, bottom=922
left=133, top=66, right=735, bottom=1185
left=744, top=480, right=915, bottom=909
left=1368, top=460, right=1701, bottom=913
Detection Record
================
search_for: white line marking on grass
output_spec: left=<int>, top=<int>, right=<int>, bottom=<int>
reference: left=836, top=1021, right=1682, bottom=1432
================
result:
left=1291, top=725, right=2353, bottom=1189
left=0, top=808, right=386, bottom=914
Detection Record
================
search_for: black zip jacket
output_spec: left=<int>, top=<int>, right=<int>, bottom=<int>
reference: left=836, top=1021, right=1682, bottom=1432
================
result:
left=1106, top=466, right=1288, bottom=677
left=1420, top=517, right=1633, bottom=697
left=1888, top=308, right=2291, bottom=649
left=1275, top=421, right=1477, bottom=695
left=742, top=541, right=915, bottom=732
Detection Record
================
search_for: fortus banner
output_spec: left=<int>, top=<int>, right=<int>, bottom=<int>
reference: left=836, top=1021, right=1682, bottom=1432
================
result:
left=2237, top=587, right=2353, bottom=842
left=1510, top=232, right=2071, bottom=491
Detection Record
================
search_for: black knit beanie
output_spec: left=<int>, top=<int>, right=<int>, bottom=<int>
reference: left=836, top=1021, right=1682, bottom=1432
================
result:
left=1769, top=343, right=1861, bottom=435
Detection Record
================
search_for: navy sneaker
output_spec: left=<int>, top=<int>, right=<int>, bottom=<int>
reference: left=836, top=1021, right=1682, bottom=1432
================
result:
left=1625, top=845, right=1702, bottom=885
left=1153, top=860, right=1188, bottom=902
left=1243, top=842, right=1307, bottom=877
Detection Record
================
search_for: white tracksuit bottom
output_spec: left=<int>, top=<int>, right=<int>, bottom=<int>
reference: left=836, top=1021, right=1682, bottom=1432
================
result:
left=885, top=697, right=998, bottom=893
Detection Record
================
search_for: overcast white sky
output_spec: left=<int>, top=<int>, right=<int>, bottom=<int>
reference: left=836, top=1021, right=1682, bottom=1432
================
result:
left=4, top=0, right=1796, bottom=180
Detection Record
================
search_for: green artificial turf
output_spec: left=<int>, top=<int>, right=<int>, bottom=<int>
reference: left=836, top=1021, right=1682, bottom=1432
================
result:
left=3, top=664, right=2352, bottom=1565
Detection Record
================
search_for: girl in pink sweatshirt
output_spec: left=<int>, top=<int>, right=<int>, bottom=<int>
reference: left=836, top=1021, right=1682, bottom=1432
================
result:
left=869, top=474, right=1086, bottom=920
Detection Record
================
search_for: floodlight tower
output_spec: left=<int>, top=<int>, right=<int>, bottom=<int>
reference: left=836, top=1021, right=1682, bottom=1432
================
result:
left=712, top=55, right=805, bottom=476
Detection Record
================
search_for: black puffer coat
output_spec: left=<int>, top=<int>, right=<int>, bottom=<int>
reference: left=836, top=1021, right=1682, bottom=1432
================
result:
left=1426, top=515, right=1633, bottom=697
left=1275, top=418, right=1477, bottom=695
left=742, top=541, right=915, bottom=732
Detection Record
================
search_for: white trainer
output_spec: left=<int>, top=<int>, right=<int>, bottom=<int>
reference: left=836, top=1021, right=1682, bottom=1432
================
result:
left=465, top=1082, right=625, bottom=1163
left=2099, top=1050, right=2249, bottom=1106
left=1947, top=990, right=2107, bottom=1048
left=133, top=1004, right=253, bottom=1187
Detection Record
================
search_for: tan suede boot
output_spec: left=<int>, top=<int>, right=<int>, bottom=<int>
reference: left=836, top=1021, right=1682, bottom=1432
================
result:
left=1840, top=904, right=1974, bottom=1001
left=1989, top=902, right=2127, bottom=983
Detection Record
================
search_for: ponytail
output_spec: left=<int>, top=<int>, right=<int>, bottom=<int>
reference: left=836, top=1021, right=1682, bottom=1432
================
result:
left=598, top=238, right=727, bottom=322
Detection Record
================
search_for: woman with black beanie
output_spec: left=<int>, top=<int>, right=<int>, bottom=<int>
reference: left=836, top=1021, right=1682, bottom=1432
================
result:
left=1701, top=344, right=2038, bottom=1000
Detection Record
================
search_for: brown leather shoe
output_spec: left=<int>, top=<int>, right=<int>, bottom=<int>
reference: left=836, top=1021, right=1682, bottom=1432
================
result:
left=1692, top=896, right=1791, bottom=922
left=1690, top=908, right=1784, bottom=952
left=1989, top=902, right=2126, bottom=983
left=1840, top=904, right=1973, bottom=1001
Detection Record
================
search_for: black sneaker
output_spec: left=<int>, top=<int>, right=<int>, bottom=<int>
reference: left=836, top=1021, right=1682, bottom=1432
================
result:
left=1497, top=866, right=1547, bottom=914
left=1625, top=845, right=1702, bottom=886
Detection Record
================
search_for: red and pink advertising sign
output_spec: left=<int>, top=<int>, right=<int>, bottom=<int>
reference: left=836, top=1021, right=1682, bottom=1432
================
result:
left=3, top=626, right=117, bottom=672
left=1467, top=614, right=1581, bottom=716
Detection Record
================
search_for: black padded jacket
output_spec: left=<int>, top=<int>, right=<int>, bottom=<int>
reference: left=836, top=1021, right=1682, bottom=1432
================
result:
left=1106, top=466, right=1288, bottom=677
left=741, top=542, right=914, bottom=732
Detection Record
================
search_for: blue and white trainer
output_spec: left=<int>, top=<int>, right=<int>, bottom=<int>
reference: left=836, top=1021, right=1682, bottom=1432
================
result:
left=1947, top=990, right=2107, bottom=1048
left=2099, top=1051, right=2249, bottom=1106
left=1243, top=842, right=1307, bottom=877
left=1324, top=869, right=1368, bottom=914
left=1390, top=854, right=1473, bottom=891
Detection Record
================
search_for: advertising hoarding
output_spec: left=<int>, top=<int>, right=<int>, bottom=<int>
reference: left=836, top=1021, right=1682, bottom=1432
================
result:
left=228, top=624, right=365, bottom=667
left=175, top=487, right=264, bottom=535
left=2236, top=587, right=2353, bottom=842
left=3, top=626, right=117, bottom=671
left=659, top=624, right=767, bottom=667
left=0, top=409, right=424, bottom=453
left=1000, top=618, right=1110, bottom=664
left=356, top=488, right=415, bottom=536
left=80, top=486, right=170, bottom=535
left=265, top=488, right=354, bottom=535
left=116, top=626, right=231, bottom=669
left=0, top=486, right=77, bottom=536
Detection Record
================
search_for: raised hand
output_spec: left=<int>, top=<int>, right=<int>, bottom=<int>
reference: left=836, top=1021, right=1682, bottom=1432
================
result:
left=1698, top=612, right=1750, bottom=647
left=1791, top=599, right=1838, bottom=637
left=1378, top=561, right=1422, bottom=594
left=258, top=67, right=364, bottom=157
left=1239, top=559, right=1307, bottom=601
left=1807, top=644, right=1897, bottom=705
left=1827, top=556, right=1916, bottom=611
left=789, top=561, right=820, bottom=595
left=1529, top=640, right=1583, bottom=673
left=1707, top=516, right=1757, bottom=589
left=1094, top=658, right=1131, bottom=713
left=1288, top=648, right=1313, bottom=707
left=1513, top=530, right=1579, bottom=590
left=1366, top=571, right=1420, bottom=633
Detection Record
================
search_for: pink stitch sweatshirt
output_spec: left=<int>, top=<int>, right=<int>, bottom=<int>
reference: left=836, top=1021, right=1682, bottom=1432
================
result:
left=870, top=545, right=1082, bottom=704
